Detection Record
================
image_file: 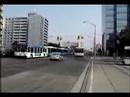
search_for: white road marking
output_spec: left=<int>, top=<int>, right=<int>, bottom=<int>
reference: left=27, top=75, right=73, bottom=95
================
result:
left=88, top=60, right=94, bottom=92
left=71, top=59, right=90, bottom=92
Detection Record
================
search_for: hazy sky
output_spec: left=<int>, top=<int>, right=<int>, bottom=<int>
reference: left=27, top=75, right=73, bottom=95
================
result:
left=3, top=5, right=102, bottom=50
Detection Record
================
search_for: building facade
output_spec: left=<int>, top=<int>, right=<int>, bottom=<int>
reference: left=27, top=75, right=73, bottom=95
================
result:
left=3, top=17, right=28, bottom=51
left=27, top=13, right=48, bottom=47
left=3, top=18, right=13, bottom=51
left=13, top=17, right=28, bottom=46
left=3, top=12, right=49, bottom=51
left=102, top=5, right=130, bottom=55
left=60, top=41, right=78, bottom=48
left=0, top=5, right=3, bottom=52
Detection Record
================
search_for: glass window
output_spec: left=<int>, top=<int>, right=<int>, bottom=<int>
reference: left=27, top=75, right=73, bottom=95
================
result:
left=28, top=47, right=30, bottom=52
left=40, top=48, right=42, bottom=53
left=45, top=49, right=47, bottom=52
left=31, top=48, right=33, bottom=53
left=37, top=48, right=39, bottom=53
left=35, top=48, right=37, bottom=53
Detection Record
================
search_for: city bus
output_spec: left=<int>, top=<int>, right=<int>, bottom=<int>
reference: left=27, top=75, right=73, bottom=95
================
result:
left=14, top=46, right=48, bottom=58
left=122, top=46, right=130, bottom=65
left=74, top=47, right=84, bottom=57
left=44, top=46, right=58, bottom=56
left=44, top=46, right=68, bottom=56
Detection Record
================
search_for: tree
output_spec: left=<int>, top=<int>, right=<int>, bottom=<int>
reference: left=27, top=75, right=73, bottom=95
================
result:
left=118, top=26, right=130, bottom=57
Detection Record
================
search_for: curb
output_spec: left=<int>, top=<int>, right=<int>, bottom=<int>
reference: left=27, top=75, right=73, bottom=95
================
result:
left=71, top=60, right=91, bottom=92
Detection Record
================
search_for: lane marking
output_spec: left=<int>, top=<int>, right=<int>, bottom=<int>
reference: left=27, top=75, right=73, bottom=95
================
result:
left=88, top=60, right=94, bottom=92
left=71, top=59, right=90, bottom=92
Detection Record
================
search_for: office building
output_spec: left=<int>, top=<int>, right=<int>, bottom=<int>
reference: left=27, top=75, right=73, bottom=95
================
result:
left=102, top=5, right=130, bottom=55
left=0, top=5, right=3, bottom=51
left=3, top=12, right=49, bottom=51
left=27, top=13, right=48, bottom=47
left=3, top=18, right=13, bottom=51
left=3, top=17, right=28, bottom=51
left=13, top=17, right=28, bottom=45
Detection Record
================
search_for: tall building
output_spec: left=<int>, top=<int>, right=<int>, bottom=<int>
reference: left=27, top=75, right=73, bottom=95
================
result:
left=102, top=5, right=130, bottom=55
left=3, top=12, right=49, bottom=51
left=27, top=13, right=48, bottom=47
left=13, top=17, right=28, bottom=46
left=0, top=5, right=3, bottom=52
left=3, top=17, right=28, bottom=51
left=3, top=18, right=13, bottom=51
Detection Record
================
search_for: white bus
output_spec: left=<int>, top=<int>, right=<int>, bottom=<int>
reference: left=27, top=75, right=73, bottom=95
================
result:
left=122, top=46, right=130, bottom=65
left=44, top=46, right=68, bottom=56
left=74, top=47, right=84, bottom=57
left=14, top=46, right=48, bottom=58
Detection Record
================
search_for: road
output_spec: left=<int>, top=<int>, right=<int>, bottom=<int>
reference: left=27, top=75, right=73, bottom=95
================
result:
left=1, top=56, right=130, bottom=92
left=1, top=55, right=90, bottom=92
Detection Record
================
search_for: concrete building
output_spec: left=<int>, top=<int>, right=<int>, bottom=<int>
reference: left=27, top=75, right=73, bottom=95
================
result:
left=3, top=18, right=13, bottom=51
left=3, top=17, right=28, bottom=51
left=60, top=41, right=78, bottom=48
left=13, top=17, right=28, bottom=46
left=27, top=13, right=48, bottom=47
left=3, top=12, right=48, bottom=51
left=0, top=5, right=3, bottom=52
left=102, top=5, right=130, bottom=55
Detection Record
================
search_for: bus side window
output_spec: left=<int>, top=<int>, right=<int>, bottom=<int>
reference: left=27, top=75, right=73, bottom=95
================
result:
left=37, top=48, right=39, bottom=53
left=41, top=48, right=43, bottom=53
left=41, top=48, right=43, bottom=52
left=44, top=48, right=46, bottom=52
left=38, top=48, right=41, bottom=53
left=28, top=47, right=30, bottom=52
left=35, top=48, right=37, bottom=53
left=40, top=48, right=41, bottom=53
left=43, top=48, right=45, bottom=52
left=42, top=48, right=44, bottom=52
left=31, top=48, right=33, bottom=53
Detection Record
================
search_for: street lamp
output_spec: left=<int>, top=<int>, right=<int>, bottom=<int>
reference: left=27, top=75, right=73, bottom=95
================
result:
left=83, top=20, right=96, bottom=61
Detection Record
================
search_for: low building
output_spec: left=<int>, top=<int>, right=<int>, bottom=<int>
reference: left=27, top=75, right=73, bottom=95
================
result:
left=60, top=41, right=78, bottom=48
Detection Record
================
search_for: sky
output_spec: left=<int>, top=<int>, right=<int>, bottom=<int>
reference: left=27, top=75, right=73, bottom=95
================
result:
left=3, top=5, right=102, bottom=50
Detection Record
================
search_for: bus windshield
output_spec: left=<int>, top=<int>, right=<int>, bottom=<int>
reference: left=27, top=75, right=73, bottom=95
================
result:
left=75, top=48, right=84, bottom=53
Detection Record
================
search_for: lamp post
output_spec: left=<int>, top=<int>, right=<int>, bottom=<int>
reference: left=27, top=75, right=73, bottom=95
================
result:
left=83, top=20, right=96, bottom=61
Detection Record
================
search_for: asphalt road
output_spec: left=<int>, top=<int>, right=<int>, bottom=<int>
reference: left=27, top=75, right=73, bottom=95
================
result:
left=1, top=55, right=90, bottom=92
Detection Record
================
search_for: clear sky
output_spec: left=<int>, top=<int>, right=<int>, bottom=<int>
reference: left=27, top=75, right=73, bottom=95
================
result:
left=3, top=5, right=102, bottom=50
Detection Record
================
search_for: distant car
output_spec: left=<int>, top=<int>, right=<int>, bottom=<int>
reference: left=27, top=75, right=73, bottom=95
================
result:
left=50, top=52, right=63, bottom=61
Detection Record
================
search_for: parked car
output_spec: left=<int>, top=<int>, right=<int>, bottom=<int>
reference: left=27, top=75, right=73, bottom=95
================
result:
left=49, top=52, right=63, bottom=61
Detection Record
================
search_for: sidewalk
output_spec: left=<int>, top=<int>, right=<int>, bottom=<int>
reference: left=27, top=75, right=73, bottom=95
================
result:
left=86, top=57, right=130, bottom=92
